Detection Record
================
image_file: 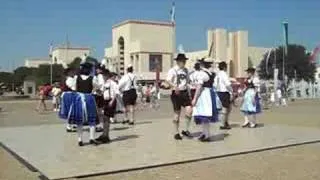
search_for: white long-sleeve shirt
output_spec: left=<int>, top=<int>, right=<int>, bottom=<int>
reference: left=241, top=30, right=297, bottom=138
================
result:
left=214, top=70, right=232, bottom=93
left=65, top=76, right=76, bottom=91
left=118, top=73, right=137, bottom=92
left=96, top=74, right=105, bottom=91
left=103, top=79, right=119, bottom=100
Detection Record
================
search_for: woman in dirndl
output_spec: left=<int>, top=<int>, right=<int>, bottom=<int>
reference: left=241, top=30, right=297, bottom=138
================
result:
left=241, top=67, right=261, bottom=128
left=69, top=62, right=100, bottom=146
left=192, top=59, right=219, bottom=142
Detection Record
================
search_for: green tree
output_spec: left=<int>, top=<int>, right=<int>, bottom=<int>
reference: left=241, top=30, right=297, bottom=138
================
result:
left=68, top=57, right=82, bottom=69
left=258, top=44, right=316, bottom=82
left=13, top=67, right=37, bottom=87
left=0, top=72, right=14, bottom=90
left=35, top=64, right=64, bottom=85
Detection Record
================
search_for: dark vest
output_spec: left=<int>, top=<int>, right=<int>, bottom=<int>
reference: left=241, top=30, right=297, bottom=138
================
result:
left=76, top=76, right=93, bottom=93
left=202, top=70, right=215, bottom=88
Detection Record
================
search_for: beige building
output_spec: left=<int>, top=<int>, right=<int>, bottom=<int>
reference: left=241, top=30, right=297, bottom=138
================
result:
left=51, top=46, right=90, bottom=68
left=105, top=20, right=271, bottom=79
left=186, top=29, right=271, bottom=78
left=104, top=20, right=175, bottom=79
left=24, top=58, right=51, bottom=68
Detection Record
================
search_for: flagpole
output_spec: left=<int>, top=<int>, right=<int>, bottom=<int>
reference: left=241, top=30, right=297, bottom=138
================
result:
left=170, top=1, right=176, bottom=67
left=49, top=43, right=53, bottom=85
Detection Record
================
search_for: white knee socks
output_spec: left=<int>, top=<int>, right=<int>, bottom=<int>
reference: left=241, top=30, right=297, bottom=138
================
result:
left=202, top=123, right=210, bottom=137
left=243, top=115, right=249, bottom=125
left=250, top=115, right=257, bottom=126
left=130, top=106, right=135, bottom=123
left=89, top=126, right=95, bottom=140
left=174, top=121, right=179, bottom=134
left=77, top=125, right=83, bottom=142
left=185, top=116, right=191, bottom=131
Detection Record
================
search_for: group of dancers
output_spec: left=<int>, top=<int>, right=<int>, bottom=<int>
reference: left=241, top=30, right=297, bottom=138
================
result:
left=164, top=53, right=261, bottom=142
left=58, top=53, right=261, bottom=146
left=59, top=61, right=138, bottom=146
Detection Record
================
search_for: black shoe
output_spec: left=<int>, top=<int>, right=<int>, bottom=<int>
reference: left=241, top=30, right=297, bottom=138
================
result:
left=95, top=127, right=103, bottom=132
left=89, top=139, right=100, bottom=145
left=242, top=123, right=250, bottom=128
left=128, top=121, right=135, bottom=125
left=122, top=120, right=129, bottom=124
left=181, top=130, right=193, bottom=138
left=174, top=133, right=183, bottom=140
left=220, top=125, right=231, bottom=130
left=78, top=141, right=83, bottom=146
left=198, top=134, right=206, bottom=141
left=200, top=137, right=211, bottom=142
left=96, top=135, right=110, bottom=143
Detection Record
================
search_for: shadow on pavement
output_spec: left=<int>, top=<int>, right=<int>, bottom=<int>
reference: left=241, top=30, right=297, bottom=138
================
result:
left=112, top=135, right=139, bottom=142
left=111, top=127, right=129, bottom=131
left=135, top=121, right=152, bottom=125
left=208, top=133, right=229, bottom=142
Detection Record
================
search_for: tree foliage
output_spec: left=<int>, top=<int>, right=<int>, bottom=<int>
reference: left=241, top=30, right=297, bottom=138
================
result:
left=0, top=56, right=100, bottom=88
left=258, top=44, right=316, bottom=82
left=68, top=57, right=82, bottom=69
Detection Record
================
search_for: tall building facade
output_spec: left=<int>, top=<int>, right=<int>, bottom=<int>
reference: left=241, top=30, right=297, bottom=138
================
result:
left=51, top=46, right=90, bottom=67
left=187, top=29, right=270, bottom=78
left=105, top=20, right=175, bottom=79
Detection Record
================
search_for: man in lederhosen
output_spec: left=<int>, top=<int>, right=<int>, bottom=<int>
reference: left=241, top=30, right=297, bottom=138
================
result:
left=118, top=65, right=137, bottom=125
left=214, top=61, right=233, bottom=130
left=95, top=69, right=118, bottom=143
left=94, top=64, right=105, bottom=132
left=166, top=53, right=193, bottom=140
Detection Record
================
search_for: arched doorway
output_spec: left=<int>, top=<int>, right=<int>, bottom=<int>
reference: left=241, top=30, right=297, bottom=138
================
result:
left=118, top=37, right=125, bottom=75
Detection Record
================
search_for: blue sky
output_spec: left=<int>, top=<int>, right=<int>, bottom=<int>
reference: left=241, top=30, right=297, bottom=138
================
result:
left=1, top=0, right=319, bottom=71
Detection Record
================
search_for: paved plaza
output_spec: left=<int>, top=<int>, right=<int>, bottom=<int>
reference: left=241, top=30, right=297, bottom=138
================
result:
left=1, top=99, right=320, bottom=180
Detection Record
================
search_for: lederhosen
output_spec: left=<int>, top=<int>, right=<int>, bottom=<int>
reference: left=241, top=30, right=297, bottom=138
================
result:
left=216, top=73, right=231, bottom=109
left=95, top=74, right=104, bottom=109
left=103, top=82, right=116, bottom=117
left=122, top=76, right=137, bottom=106
left=170, top=68, right=192, bottom=111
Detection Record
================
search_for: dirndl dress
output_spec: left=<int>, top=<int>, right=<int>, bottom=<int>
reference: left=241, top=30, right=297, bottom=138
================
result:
left=193, top=87, right=219, bottom=125
left=240, top=88, right=261, bottom=115
left=70, top=93, right=97, bottom=126
left=59, top=91, right=77, bottom=123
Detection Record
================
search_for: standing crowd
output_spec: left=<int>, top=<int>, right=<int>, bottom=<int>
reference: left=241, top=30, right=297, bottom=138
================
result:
left=164, top=53, right=262, bottom=142
left=58, top=60, right=138, bottom=146
left=55, top=53, right=263, bottom=146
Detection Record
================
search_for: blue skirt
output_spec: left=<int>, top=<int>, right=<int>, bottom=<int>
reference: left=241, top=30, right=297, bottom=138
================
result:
left=194, top=88, right=219, bottom=125
left=59, top=92, right=97, bottom=126
left=59, top=92, right=77, bottom=120
left=72, top=93, right=97, bottom=126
